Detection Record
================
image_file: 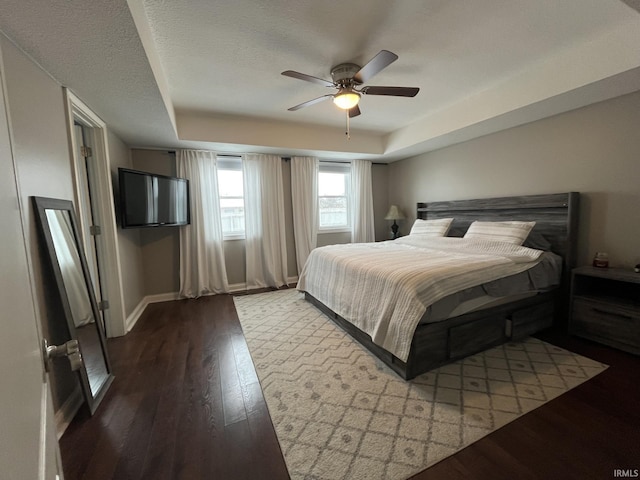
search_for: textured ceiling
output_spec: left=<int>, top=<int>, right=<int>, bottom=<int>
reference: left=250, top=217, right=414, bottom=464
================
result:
left=1, top=0, right=639, bottom=161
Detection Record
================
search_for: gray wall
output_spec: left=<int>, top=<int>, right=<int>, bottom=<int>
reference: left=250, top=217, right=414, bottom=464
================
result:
left=388, top=90, right=640, bottom=269
left=131, top=149, right=390, bottom=295
left=372, top=163, right=390, bottom=240
left=130, top=150, right=181, bottom=294
left=108, top=132, right=145, bottom=315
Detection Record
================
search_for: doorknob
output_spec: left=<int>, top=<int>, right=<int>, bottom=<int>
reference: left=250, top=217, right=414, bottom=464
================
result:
left=43, top=338, right=83, bottom=372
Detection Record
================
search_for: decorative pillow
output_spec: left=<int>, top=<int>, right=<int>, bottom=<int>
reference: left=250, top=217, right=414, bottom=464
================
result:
left=409, top=218, right=454, bottom=237
left=463, top=220, right=536, bottom=245
left=523, top=232, right=552, bottom=251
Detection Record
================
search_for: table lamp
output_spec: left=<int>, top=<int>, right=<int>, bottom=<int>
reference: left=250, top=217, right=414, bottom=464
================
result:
left=384, top=205, right=405, bottom=239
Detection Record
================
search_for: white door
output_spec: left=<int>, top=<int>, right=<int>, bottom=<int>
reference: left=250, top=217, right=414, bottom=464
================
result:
left=0, top=63, right=61, bottom=479
left=72, top=123, right=105, bottom=329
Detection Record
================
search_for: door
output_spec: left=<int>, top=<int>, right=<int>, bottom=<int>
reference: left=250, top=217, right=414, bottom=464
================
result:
left=72, top=123, right=105, bottom=332
left=0, top=64, right=61, bottom=478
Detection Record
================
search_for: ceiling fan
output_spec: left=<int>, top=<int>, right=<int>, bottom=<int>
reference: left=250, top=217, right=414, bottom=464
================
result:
left=282, top=50, right=419, bottom=118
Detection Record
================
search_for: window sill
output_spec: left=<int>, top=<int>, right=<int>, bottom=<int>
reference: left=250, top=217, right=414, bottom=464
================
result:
left=223, top=234, right=245, bottom=241
left=318, top=228, right=351, bottom=234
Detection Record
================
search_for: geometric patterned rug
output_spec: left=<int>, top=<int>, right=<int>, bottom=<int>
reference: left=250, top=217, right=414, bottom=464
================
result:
left=233, top=289, right=608, bottom=480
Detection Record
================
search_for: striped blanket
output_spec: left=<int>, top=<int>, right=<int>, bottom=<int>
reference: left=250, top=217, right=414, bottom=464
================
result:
left=297, top=236, right=544, bottom=361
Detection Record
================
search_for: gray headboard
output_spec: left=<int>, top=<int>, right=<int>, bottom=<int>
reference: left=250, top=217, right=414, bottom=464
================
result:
left=417, top=192, right=580, bottom=269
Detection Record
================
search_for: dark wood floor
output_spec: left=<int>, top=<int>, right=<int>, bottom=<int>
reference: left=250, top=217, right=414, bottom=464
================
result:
left=60, top=294, right=640, bottom=480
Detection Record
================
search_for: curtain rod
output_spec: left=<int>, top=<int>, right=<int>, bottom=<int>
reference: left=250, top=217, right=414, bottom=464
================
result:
left=165, top=151, right=370, bottom=164
left=167, top=150, right=241, bottom=158
left=167, top=150, right=291, bottom=160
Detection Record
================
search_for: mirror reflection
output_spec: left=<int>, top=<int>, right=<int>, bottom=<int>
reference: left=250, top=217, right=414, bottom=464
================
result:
left=33, top=196, right=113, bottom=414
left=45, top=209, right=109, bottom=396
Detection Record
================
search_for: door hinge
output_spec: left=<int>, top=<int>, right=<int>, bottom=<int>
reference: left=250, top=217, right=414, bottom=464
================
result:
left=80, top=145, right=92, bottom=158
left=98, top=300, right=110, bottom=311
left=90, top=225, right=101, bottom=236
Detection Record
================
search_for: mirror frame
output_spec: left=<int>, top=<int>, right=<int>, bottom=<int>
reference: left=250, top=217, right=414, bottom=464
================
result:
left=32, top=196, right=114, bottom=414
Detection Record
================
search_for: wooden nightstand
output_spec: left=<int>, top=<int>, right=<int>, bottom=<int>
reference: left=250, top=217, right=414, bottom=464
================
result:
left=569, top=266, right=640, bottom=355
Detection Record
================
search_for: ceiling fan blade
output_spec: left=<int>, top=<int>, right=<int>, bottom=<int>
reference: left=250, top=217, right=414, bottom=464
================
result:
left=348, top=105, right=361, bottom=118
left=281, top=70, right=334, bottom=88
left=287, top=94, right=333, bottom=111
left=353, top=50, right=398, bottom=84
left=361, top=86, right=419, bottom=97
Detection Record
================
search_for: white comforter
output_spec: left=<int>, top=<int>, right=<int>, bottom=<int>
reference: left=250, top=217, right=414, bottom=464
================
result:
left=297, top=236, right=544, bottom=361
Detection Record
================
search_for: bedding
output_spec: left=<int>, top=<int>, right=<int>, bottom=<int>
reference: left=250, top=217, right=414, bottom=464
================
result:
left=463, top=220, right=536, bottom=245
left=420, top=250, right=562, bottom=323
left=297, top=236, right=558, bottom=362
left=409, top=218, right=453, bottom=236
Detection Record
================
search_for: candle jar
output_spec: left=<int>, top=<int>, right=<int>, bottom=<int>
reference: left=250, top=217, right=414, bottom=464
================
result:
left=593, top=252, right=609, bottom=268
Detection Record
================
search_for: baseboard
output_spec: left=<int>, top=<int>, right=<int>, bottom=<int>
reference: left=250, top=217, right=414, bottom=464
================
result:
left=228, top=282, right=248, bottom=292
left=55, top=385, right=83, bottom=439
left=125, top=297, right=148, bottom=333
left=125, top=279, right=299, bottom=332
left=145, top=292, right=181, bottom=303
left=125, top=292, right=180, bottom=332
left=229, top=276, right=298, bottom=293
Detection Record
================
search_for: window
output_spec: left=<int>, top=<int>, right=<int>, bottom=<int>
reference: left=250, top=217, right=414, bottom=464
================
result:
left=318, top=162, right=350, bottom=231
left=217, top=157, right=244, bottom=237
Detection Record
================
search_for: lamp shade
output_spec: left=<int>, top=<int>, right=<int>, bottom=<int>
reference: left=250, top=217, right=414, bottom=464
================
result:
left=333, top=90, right=361, bottom=110
left=384, top=205, right=405, bottom=221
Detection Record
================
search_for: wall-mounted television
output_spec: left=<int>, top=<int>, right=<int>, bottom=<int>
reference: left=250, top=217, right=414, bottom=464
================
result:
left=118, top=168, right=190, bottom=228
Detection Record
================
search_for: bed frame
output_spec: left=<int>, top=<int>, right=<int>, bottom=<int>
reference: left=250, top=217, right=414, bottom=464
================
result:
left=305, top=192, right=580, bottom=380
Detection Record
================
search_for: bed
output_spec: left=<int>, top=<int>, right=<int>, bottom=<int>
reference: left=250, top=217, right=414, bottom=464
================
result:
left=298, top=192, right=580, bottom=380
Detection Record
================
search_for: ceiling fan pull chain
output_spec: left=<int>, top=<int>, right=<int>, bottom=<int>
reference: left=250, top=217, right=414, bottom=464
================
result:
left=345, top=109, right=351, bottom=140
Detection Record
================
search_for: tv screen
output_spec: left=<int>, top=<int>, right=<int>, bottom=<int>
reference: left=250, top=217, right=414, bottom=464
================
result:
left=118, top=168, right=190, bottom=228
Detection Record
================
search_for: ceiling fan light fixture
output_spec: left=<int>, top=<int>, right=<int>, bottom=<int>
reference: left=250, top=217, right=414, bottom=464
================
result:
left=333, top=90, right=360, bottom=110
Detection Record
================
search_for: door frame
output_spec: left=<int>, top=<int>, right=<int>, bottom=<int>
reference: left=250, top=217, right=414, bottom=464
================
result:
left=64, top=89, right=127, bottom=337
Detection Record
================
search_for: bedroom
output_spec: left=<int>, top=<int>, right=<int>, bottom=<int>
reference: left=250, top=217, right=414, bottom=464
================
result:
left=0, top=1, right=639, bottom=479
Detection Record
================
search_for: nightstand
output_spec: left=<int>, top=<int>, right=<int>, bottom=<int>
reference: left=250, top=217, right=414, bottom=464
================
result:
left=569, top=266, right=640, bottom=355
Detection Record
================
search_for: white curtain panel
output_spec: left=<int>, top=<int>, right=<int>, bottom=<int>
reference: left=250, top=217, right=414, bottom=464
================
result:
left=291, top=156, right=318, bottom=274
left=47, top=210, right=93, bottom=327
left=350, top=159, right=376, bottom=243
left=243, top=154, right=288, bottom=288
left=177, top=149, right=229, bottom=297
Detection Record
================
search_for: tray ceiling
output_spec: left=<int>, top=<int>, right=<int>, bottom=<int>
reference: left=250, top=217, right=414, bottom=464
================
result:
left=1, top=0, right=639, bottom=161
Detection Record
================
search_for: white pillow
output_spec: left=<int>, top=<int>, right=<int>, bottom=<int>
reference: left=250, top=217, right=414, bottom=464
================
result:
left=409, top=218, right=454, bottom=237
left=464, top=221, right=536, bottom=245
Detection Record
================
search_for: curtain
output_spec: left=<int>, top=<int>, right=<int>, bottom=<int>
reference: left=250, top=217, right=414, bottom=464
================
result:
left=291, top=156, right=318, bottom=274
left=243, top=154, right=288, bottom=288
left=350, top=159, right=376, bottom=243
left=47, top=210, right=93, bottom=326
left=177, top=149, right=229, bottom=297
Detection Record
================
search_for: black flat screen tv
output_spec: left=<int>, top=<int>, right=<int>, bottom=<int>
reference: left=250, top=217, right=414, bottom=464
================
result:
left=118, top=168, right=190, bottom=228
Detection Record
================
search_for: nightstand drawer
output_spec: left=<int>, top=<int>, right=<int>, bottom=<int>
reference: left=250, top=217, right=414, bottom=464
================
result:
left=571, top=297, right=640, bottom=353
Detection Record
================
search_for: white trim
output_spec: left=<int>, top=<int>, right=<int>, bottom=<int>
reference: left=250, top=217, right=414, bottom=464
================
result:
left=124, top=298, right=148, bottom=333
left=54, top=385, right=83, bottom=439
left=125, top=292, right=180, bottom=332
left=145, top=292, right=181, bottom=303
left=39, top=384, right=47, bottom=479
left=64, top=89, right=127, bottom=338
left=229, top=276, right=299, bottom=293
left=125, top=277, right=300, bottom=332
left=318, top=227, right=351, bottom=234
left=223, top=233, right=246, bottom=241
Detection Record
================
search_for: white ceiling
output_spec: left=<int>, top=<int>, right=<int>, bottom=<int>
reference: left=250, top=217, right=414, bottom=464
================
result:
left=1, top=0, right=639, bottom=162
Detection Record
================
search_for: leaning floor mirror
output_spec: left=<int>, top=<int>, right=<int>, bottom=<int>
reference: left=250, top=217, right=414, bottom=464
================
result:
left=33, top=196, right=114, bottom=414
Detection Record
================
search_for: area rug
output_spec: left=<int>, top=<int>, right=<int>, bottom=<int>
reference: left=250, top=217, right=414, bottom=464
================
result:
left=233, top=289, right=607, bottom=480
